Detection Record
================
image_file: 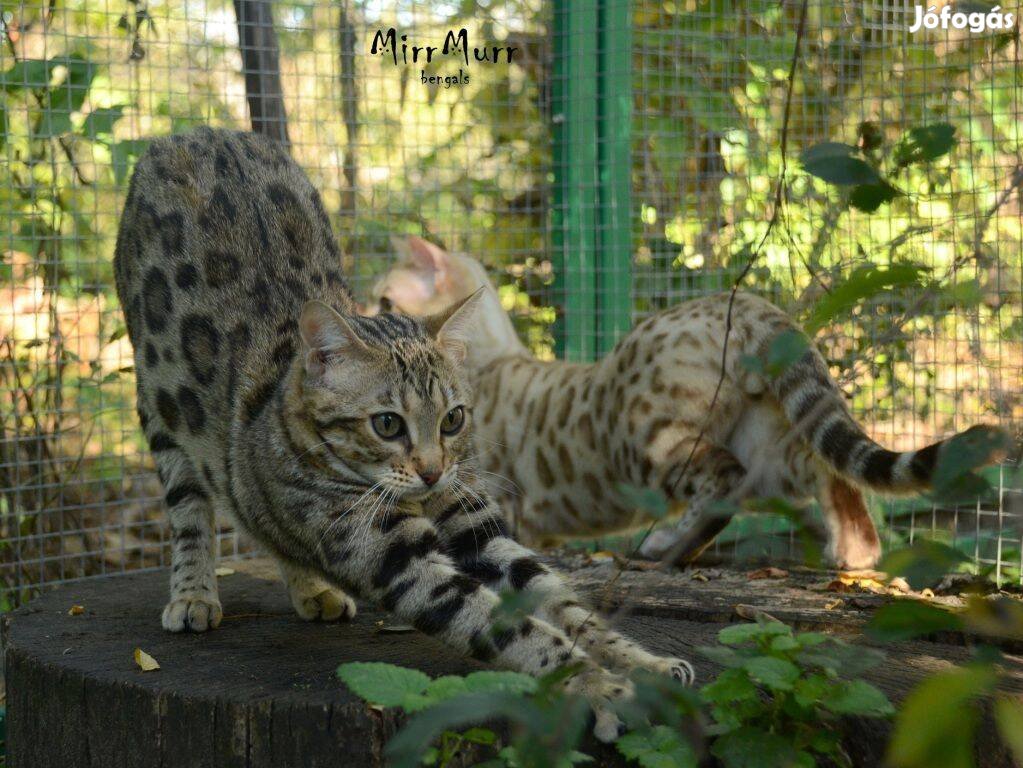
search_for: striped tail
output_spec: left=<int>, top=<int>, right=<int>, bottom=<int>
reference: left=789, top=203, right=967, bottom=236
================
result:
left=769, top=342, right=1011, bottom=493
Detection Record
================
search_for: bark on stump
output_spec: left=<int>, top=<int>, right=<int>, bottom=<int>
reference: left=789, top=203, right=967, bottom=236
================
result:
left=4, top=558, right=1021, bottom=767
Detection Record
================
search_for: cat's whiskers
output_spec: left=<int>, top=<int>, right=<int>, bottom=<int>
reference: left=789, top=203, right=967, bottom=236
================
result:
left=453, top=478, right=502, bottom=543
left=318, top=481, right=383, bottom=549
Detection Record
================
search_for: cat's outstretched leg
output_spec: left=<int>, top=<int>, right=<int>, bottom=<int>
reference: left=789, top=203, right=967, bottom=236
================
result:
left=425, top=482, right=695, bottom=685
left=278, top=559, right=357, bottom=621
left=316, top=501, right=630, bottom=742
left=638, top=442, right=746, bottom=564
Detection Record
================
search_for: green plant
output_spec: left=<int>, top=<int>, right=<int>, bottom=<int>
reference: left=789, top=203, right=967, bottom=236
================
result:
left=337, top=662, right=594, bottom=768
left=698, top=619, right=894, bottom=768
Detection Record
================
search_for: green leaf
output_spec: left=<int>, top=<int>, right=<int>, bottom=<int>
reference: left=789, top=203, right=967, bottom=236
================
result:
left=111, top=138, right=151, bottom=185
left=617, top=725, right=698, bottom=768
left=461, top=726, right=498, bottom=745
left=792, top=674, right=831, bottom=708
left=36, top=56, right=97, bottom=138
left=866, top=600, right=964, bottom=642
left=336, top=662, right=430, bottom=709
left=82, top=105, right=126, bottom=138
left=801, top=142, right=881, bottom=186
left=770, top=634, right=800, bottom=652
left=894, top=123, right=957, bottom=167
left=931, top=425, right=1013, bottom=501
left=463, top=670, right=537, bottom=696
left=712, top=726, right=813, bottom=768
left=718, top=621, right=790, bottom=645
left=742, top=657, right=800, bottom=691
left=994, top=697, right=1023, bottom=765
left=0, top=59, right=54, bottom=91
left=700, top=668, right=758, bottom=705
left=763, top=330, right=810, bottom=378
left=850, top=181, right=901, bottom=213
left=385, top=691, right=554, bottom=768
left=804, top=263, right=926, bottom=334
left=616, top=483, right=670, bottom=518
left=887, top=665, right=997, bottom=768
left=823, top=679, right=894, bottom=717
left=878, top=540, right=972, bottom=589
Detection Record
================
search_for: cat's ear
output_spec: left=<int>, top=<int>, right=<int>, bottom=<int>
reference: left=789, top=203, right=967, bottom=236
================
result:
left=400, top=236, right=450, bottom=276
left=425, top=287, right=484, bottom=363
left=299, top=300, right=372, bottom=375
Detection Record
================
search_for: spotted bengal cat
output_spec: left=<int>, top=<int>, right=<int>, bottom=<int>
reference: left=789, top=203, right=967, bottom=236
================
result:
left=371, top=237, right=1010, bottom=568
left=113, top=127, right=692, bottom=742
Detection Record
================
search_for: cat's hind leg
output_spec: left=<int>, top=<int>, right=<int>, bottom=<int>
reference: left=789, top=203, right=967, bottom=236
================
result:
left=148, top=432, right=222, bottom=632
left=278, top=559, right=357, bottom=621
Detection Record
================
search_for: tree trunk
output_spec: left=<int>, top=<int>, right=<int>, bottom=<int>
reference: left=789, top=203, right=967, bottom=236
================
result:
left=339, top=0, right=359, bottom=219
left=233, top=0, right=291, bottom=148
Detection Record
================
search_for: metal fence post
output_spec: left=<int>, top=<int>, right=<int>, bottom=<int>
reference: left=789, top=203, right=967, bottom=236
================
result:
left=552, top=0, right=598, bottom=362
left=596, top=0, right=632, bottom=354
left=552, top=0, right=633, bottom=361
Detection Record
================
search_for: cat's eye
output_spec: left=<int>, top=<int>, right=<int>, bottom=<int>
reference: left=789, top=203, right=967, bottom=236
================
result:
left=371, top=412, right=406, bottom=439
left=440, top=406, right=465, bottom=435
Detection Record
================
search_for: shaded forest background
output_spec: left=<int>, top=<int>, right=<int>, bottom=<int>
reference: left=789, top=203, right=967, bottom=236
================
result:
left=0, top=0, right=1020, bottom=602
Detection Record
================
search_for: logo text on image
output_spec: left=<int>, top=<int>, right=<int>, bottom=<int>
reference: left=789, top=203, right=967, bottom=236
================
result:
left=908, top=4, right=1015, bottom=33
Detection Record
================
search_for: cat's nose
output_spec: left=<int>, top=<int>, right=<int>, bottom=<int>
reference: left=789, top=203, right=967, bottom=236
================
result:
left=418, top=469, right=441, bottom=487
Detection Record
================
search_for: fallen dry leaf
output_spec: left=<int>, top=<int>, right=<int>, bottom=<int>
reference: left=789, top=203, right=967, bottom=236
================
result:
left=747, top=567, right=788, bottom=580
left=824, top=598, right=844, bottom=610
left=735, top=604, right=781, bottom=623
left=888, top=577, right=911, bottom=594
left=691, top=572, right=709, bottom=582
left=67, top=604, right=85, bottom=616
left=825, top=579, right=853, bottom=593
left=134, top=647, right=160, bottom=672
left=826, top=574, right=888, bottom=594
left=214, top=566, right=236, bottom=577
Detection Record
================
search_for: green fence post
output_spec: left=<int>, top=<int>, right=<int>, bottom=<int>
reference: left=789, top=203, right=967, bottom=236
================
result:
left=596, top=0, right=633, bottom=355
left=552, top=0, right=598, bottom=362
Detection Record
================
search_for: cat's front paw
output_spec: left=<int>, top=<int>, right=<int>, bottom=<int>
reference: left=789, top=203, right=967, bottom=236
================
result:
left=646, top=656, right=696, bottom=686
left=564, top=667, right=633, bottom=743
left=291, top=587, right=357, bottom=622
left=162, top=595, right=223, bottom=632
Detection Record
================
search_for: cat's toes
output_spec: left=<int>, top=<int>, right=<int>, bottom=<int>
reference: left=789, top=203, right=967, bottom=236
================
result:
left=293, top=588, right=357, bottom=622
left=162, top=595, right=222, bottom=632
left=661, top=657, right=696, bottom=686
left=565, top=668, right=633, bottom=743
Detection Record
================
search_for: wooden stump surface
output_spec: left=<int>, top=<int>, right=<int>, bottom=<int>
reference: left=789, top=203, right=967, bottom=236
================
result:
left=3, top=556, right=1022, bottom=768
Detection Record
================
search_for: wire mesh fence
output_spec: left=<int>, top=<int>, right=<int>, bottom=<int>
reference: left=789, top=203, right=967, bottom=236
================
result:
left=0, top=0, right=1020, bottom=605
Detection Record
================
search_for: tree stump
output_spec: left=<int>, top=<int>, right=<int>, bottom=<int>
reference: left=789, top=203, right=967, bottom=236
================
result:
left=4, top=558, right=1021, bottom=767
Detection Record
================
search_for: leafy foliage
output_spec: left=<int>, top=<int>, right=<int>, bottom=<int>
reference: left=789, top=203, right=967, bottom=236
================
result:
left=699, top=619, right=893, bottom=768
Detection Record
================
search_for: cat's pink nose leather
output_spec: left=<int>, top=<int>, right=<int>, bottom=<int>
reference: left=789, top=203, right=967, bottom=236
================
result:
left=419, top=470, right=441, bottom=487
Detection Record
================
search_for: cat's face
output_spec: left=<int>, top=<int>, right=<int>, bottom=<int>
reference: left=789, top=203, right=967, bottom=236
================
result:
left=297, top=295, right=480, bottom=500
left=368, top=236, right=483, bottom=317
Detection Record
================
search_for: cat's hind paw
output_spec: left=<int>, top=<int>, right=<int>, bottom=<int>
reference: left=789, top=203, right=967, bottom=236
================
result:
left=162, top=595, right=223, bottom=632
left=291, top=587, right=357, bottom=622
left=565, top=667, right=633, bottom=743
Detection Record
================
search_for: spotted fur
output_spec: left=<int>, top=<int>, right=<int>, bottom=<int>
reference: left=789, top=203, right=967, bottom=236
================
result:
left=115, top=129, right=690, bottom=741
left=373, top=238, right=1010, bottom=569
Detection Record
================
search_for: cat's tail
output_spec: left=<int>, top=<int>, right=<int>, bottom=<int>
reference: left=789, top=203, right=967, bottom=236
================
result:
left=767, top=338, right=1012, bottom=494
